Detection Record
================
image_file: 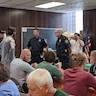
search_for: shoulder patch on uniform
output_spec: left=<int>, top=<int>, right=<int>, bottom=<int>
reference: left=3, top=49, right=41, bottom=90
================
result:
left=59, top=39, right=61, bottom=43
left=39, top=39, right=41, bottom=42
left=65, top=40, right=69, bottom=43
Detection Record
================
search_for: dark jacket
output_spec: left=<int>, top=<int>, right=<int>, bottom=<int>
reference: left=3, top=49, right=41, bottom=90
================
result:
left=56, top=35, right=71, bottom=58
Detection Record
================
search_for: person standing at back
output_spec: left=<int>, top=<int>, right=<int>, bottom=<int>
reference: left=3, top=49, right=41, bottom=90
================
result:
left=70, top=33, right=84, bottom=53
left=1, top=27, right=15, bottom=70
left=0, top=30, right=5, bottom=61
left=27, top=29, right=47, bottom=63
left=55, top=29, right=71, bottom=69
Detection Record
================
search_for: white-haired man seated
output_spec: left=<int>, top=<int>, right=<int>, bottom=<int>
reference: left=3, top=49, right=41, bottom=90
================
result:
left=10, top=49, right=34, bottom=86
left=27, top=68, right=69, bottom=96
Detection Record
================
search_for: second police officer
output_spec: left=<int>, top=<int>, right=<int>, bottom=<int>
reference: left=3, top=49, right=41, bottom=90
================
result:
left=55, top=29, right=71, bottom=69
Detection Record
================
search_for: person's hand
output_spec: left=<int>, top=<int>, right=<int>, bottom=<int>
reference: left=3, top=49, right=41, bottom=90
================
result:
left=43, top=47, right=48, bottom=52
left=32, top=63, right=38, bottom=68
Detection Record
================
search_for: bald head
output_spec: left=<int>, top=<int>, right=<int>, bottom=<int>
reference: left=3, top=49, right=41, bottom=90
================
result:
left=20, top=49, right=31, bottom=62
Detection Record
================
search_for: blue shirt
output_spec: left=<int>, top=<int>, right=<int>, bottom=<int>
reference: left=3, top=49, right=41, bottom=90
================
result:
left=0, top=80, right=20, bottom=96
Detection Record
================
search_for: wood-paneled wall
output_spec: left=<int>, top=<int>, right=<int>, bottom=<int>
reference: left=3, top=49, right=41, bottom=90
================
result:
left=83, top=9, right=96, bottom=50
left=0, top=7, right=64, bottom=56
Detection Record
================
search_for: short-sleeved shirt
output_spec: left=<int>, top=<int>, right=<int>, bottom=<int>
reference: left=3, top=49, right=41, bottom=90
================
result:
left=0, top=80, right=20, bottom=96
left=27, top=37, right=47, bottom=57
left=38, top=61, right=62, bottom=80
left=10, top=58, right=34, bottom=86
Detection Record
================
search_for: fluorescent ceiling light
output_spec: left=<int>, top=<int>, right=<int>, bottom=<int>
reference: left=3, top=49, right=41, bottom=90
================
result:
left=35, top=2, right=65, bottom=9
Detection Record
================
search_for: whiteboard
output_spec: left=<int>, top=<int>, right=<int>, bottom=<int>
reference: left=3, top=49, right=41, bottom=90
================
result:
left=21, top=27, right=63, bottom=51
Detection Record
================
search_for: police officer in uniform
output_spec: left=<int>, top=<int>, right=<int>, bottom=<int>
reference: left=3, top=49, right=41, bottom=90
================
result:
left=55, top=29, right=71, bottom=69
left=27, top=29, right=47, bottom=63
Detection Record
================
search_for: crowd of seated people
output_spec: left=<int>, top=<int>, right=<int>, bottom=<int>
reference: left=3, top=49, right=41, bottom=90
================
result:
left=0, top=50, right=96, bottom=96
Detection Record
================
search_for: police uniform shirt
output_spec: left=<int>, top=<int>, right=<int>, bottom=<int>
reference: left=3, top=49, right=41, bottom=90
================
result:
left=56, top=35, right=71, bottom=57
left=28, top=37, right=47, bottom=57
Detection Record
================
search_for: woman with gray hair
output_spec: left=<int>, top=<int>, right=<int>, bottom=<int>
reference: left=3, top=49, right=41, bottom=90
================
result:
left=64, top=53, right=96, bottom=96
left=27, top=68, right=69, bottom=96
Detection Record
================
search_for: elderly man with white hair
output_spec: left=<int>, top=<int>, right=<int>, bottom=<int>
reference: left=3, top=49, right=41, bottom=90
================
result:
left=27, top=68, right=69, bottom=96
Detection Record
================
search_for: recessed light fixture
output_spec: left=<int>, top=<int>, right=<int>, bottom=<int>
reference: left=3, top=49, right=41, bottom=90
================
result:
left=35, top=2, right=65, bottom=9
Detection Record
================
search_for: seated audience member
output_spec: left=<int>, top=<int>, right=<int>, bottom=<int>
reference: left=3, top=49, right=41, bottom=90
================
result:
left=64, top=53, right=96, bottom=96
left=0, top=63, right=20, bottom=96
left=55, top=62, right=64, bottom=89
left=90, top=50, right=96, bottom=76
left=27, top=68, right=69, bottom=96
left=10, top=49, right=34, bottom=86
left=37, top=51, right=62, bottom=83
left=83, top=52, right=92, bottom=72
left=55, top=62, right=64, bottom=75
left=84, top=63, right=92, bottom=72
left=1, top=27, right=16, bottom=70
